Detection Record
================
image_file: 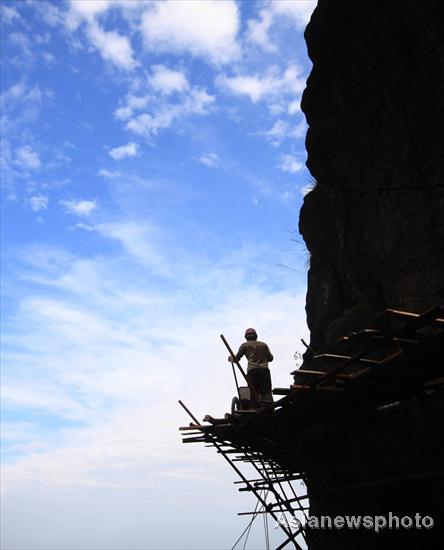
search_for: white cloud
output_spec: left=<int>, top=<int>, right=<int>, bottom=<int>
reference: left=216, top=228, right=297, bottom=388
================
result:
left=217, top=74, right=267, bottom=103
left=1, top=81, right=26, bottom=103
left=198, top=153, right=219, bottom=168
left=265, top=120, right=289, bottom=146
left=217, top=63, right=305, bottom=112
left=263, top=119, right=307, bottom=147
left=29, top=195, right=48, bottom=212
left=98, top=169, right=121, bottom=178
left=87, top=23, right=136, bottom=70
left=59, top=199, right=97, bottom=216
left=141, top=0, right=240, bottom=64
left=1, top=4, right=21, bottom=24
left=272, top=0, right=317, bottom=27
left=15, top=146, right=41, bottom=170
left=288, top=99, right=301, bottom=115
left=94, top=221, right=170, bottom=276
left=73, top=222, right=95, bottom=231
left=1, top=82, right=49, bottom=113
left=2, top=223, right=309, bottom=549
left=67, top=0, right=142, bottom=24
left=301, top=183, right=314, bottom=196
left=65, top=0, right=112, bottom=31
left=279, top=154, right=304, bottom=174
left=246, top=7, right=276, bottom=52
left=108, top=142, right=138, bottom=160
left=69, top=0, right=112, bottom=21
left=9, top=32, right=32, bottom=59
left=149, top=65, right=189, bottom=95
left=124, top=88, right=215, bottom=139
left=114, top=95, right=150, bottom=121
left=2, top=236, right=308, bottom=490
left=42, top=51, right=56, bottom=64
left=64, top=1, right=137, bottom=69
left=246, top=1, right=317, bottom=52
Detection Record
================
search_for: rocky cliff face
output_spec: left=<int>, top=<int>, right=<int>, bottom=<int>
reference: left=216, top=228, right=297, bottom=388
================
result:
left=299, top=0, right=444, bottom=354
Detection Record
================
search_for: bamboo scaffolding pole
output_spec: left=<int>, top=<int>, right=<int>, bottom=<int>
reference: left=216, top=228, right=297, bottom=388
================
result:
left=220, top=334, right=259, bottom=400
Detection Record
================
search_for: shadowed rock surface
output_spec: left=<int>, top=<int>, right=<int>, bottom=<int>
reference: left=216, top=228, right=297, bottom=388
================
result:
left=298, top=1, right=444, bottom=548
left=300, top=0, right=444, bottom=356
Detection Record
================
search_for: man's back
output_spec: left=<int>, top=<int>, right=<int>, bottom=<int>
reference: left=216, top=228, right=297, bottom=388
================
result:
left=236, top=340, right=273, bottom=371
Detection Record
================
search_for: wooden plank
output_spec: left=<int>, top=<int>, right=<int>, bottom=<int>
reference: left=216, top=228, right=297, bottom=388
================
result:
left=406, top=304, right=444, bottom=329
left=273, top=387, right=293, bottom=395
left=291, top=369, right=356, bottom=380
left=312, top=353, right=379, bottom=365
left=239, top=510, right=276, bottom=516
left=203, top=415, right=232, bottom=425
left=325, top=469, right=444, bottom=493
left=179, top=425, right=204, bottom=431
left=238, top=508, right=309, bottom=515
left=424, top=376, right=444, bottom=387
left=293, top=369, right=328, bottom=375
left=377, top=307, right=444, bottom=327
left=291, top=384, right=345, bottom=392
left=346, top=349, right=404, bottom=380
left=377, top=308, right=419, bottom=320
left=233, top=475, right=302, bottom=485
left=339, top=332, right=420, bottom=346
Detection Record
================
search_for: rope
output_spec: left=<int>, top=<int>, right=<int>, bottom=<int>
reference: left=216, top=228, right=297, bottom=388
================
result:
left=231, top=498, right=261, bottom=550
left=263, top=489, right=270, bottom=550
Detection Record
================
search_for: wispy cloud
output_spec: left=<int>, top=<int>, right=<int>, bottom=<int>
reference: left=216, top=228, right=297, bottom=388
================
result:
left=98, top=168, right=121, bottom=178
left=150, top=65, right=189, bottom=95
left=279, top=153, right=304, bottom=174
left=3, top=230, right=308, bottom=492
left=15, top=145, right=41, bottom=170
left=119, top=87, right=215, bottom=139
left=93, top=221, right=171, bottom=276
left=198, top=153, right=220, bottom=168
left=217, top=63, right=306, bottom=115
left=59, top=199, right=97, bottom=216
left=246, top=0, right=316, bottom=52
left=67, top=0, right=113, bottom=23
left=29, top=195, right=48, bottom=212
left=301, top=183, right=314, bottom=196
left=86, top=22, right=136, bottom=70
left=246, top=7, right=276, bottom=53
left=8, top=32, right=33, bottom=61
left=65, top=0, right=137, bottom=70
left=1, top=4, right=21, bottom=25
left=108, top=142, right=138, bottom=160
left=41, top=51, right=56, bottom=65
left=258, top=119, right=306, bottom=147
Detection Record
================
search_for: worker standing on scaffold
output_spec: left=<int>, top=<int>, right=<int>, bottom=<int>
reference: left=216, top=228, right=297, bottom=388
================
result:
left=228, top=328, right=274, bottom=403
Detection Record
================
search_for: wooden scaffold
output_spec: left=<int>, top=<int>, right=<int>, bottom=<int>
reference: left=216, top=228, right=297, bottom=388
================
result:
left=179, top=305, right=444, bottom=549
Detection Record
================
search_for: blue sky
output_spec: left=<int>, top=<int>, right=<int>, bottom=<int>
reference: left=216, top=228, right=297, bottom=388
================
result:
left=1, top=1, right=316, bottom=548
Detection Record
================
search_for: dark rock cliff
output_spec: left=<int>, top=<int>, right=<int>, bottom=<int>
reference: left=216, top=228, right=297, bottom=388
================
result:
left=298, top=2, right=444, bottom=548
left=299, top=0, right=444, bottom=355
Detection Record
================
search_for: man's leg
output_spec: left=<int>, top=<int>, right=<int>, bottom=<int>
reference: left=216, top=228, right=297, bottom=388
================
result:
left=258, top=368, right=272, bottom=402
left=246, top=368, right=260, bottom=404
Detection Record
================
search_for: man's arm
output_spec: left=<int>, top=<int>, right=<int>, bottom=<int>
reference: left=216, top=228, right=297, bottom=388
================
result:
left=266, top=345, right=273, bottom=362
left=229, top=343, right=245, bottom=362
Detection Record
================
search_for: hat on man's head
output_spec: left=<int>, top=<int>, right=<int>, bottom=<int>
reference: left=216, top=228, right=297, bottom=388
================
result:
left=245, top=327, right=257, bottom=339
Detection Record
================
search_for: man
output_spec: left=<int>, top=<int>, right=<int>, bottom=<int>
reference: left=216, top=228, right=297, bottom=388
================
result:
left=229, top=328, right=274, bottom=402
